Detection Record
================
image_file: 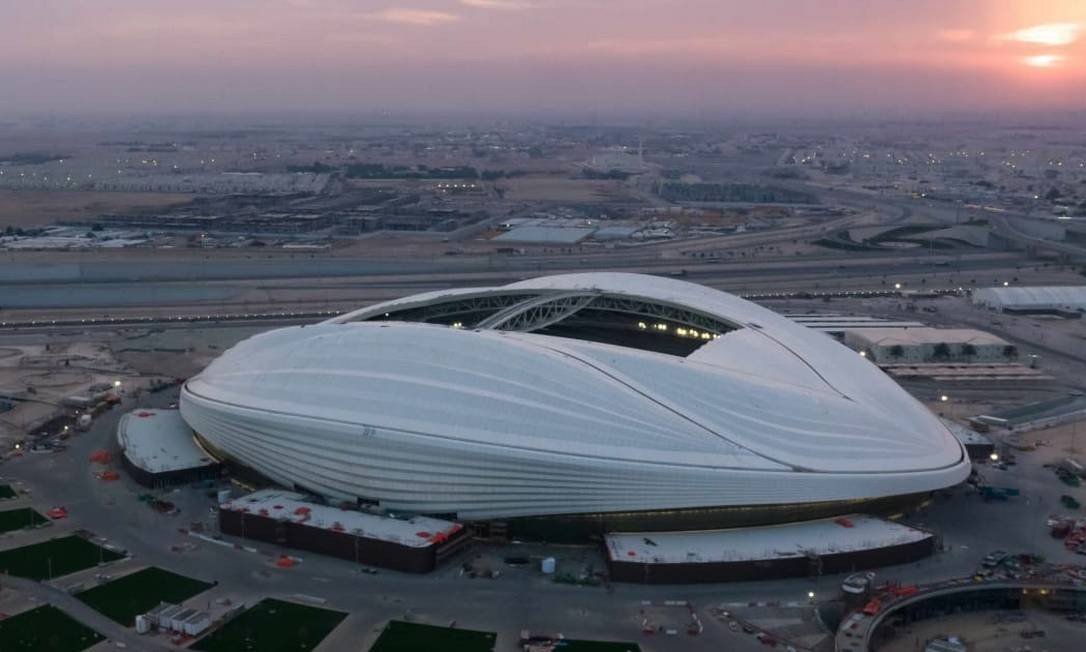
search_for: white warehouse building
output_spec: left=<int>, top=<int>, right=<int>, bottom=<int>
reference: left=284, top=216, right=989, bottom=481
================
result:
left=972, top=286, right=1086, bottom=313
left=180, top=273, right=969, bottom=532
left=844, top=327, right=1014, bottom=364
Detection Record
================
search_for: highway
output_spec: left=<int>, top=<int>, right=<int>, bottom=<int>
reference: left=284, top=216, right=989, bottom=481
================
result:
left=990, top=213, right=1086, bottom=261
left=0, top=250, right=1028, bottom=317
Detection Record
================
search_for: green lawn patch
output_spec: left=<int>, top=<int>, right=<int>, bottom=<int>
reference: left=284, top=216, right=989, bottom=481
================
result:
left=369, top=620, right=497, bottom=652
left=555, top=641, right=642, bottom=652
left=0, top=604, right=104, bottom=651
left=192, top=598, right=346, bottom=652
left=0, top=535, right=124, bottom=581
left=0, top=507, right=48, bottom=533
left=77, top=566, right=215, bottom=626
left=0, top=484, right=17, bottom=499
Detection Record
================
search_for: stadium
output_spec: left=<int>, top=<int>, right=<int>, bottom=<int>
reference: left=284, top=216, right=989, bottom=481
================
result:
left=180, top=273, right=970, bottom=536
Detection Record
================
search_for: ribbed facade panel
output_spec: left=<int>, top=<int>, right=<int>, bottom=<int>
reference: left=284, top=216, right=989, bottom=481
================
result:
left=180, top=273, right=971, bottom=520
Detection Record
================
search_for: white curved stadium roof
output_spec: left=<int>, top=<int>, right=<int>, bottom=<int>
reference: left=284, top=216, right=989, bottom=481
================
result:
left=181, top=273, right=969, bottom=520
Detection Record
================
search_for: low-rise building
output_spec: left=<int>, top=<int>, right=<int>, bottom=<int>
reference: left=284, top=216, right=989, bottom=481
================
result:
left=844, top=327, right=1014, bottom=364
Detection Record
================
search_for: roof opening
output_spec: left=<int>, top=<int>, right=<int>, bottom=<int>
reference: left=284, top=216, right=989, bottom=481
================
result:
left=357, top=291, right=737, bottom=356
left=534, top=309, right=720, bottom=356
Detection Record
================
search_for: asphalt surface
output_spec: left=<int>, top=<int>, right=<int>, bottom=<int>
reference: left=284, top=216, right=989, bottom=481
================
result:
left=1, top=388, right=784, bottom=651
left=4, top=375, right=1077, bottom=651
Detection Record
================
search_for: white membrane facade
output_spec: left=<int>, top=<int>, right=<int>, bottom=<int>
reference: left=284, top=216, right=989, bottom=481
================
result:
left=180, top=273, right=969, bottom=520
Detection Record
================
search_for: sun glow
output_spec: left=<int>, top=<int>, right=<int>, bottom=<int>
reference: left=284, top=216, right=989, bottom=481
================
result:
left=1006, top=23, right=1083, bottom=46
left=1023, top=54, right=1064, bottom=68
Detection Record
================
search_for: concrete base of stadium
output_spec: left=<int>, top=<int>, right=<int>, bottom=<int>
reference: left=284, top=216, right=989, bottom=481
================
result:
left=489, top=493, right=935, bottom=543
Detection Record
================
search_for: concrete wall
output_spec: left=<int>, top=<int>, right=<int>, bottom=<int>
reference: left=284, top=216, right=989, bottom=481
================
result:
left=121, top=454, right=222, bottom=489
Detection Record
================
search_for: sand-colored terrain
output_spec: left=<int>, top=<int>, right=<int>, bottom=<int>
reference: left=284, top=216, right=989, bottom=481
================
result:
left=0, top=190, right=194, bottom=228
left=0, top=340, right=153, bottom=445
left=498, top=176, right=632, bottom=202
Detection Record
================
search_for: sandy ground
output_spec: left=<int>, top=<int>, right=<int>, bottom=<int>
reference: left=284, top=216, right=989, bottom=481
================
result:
left=498, top=177, right=634, bottom=202
left=0, top=337, right=168, bottom=446
left=0, top=325, right=265, bottom=447
left=0, top=190, right=194, bottom=228
left=112, top=325, right=266, bottom=380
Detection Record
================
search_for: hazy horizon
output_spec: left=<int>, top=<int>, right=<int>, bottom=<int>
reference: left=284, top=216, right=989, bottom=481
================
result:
left=2, top=0, right=1085, bottom=119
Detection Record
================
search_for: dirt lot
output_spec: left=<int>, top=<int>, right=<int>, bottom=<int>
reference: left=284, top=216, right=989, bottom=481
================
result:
left=0, top=190, right=194, bottom=228
left=498, top=176, right=633, bottom=202
left=0, top=338, right=162, bottom=446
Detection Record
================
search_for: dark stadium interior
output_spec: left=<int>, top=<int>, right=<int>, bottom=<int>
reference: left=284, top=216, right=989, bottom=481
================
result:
left=362, top=292, right=734, bottom=356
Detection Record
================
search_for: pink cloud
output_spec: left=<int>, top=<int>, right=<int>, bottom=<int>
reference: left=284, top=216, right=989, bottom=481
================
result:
left=364, top=8, right=460, bottom=26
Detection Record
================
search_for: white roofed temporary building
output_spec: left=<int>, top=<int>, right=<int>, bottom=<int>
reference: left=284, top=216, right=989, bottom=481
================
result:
left=973, top=286, right=1086, bottom=312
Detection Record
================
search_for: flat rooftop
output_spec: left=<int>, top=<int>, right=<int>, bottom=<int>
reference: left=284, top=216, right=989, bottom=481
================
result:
left=117, top=409, right=216, bottom=474
left=847, top=327, right=1008, bottom=347
left=605, top=514, right=931, bottom=565
left=220, top=489, right=463, bottom=549
left=494, top=226, right=595, bottom=243
left=783, top=313, right=926, bottom=333
left=978, top=394, right=1086, bottom=427
left=941, top=418, right=992, bottom=447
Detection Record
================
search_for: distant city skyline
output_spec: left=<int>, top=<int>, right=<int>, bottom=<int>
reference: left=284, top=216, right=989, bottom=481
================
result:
left=2, top=0, right=1084, bottom=117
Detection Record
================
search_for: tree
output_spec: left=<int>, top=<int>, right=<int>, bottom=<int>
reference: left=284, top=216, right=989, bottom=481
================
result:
left=961, top=343, right=977, bottom=358
left=889, top=344, right=905, bottom=359
left=1003, top=345, right=1019, bottom=359
left=932, top=343, right=952, bottom=360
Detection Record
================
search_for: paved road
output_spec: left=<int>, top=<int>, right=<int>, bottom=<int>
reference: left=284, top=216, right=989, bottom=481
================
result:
left=0, top=250, right=1027, bottom=315
left=990, top=213, right=1086, bottom=261
left=2, top=574, right=176, bottom=651
left=1, top=382, right=1078, bottom=651
left=1, top=390, right=779, bottom=651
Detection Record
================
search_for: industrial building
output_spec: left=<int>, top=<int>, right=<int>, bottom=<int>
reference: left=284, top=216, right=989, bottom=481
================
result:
left=941, top=419, right=995, bottom=462
left=180, top=273, right=969, bottom=534
left=844, top=327, right=1014, bottom=364
left=972, top=286, right=1086, bottom=315
left=218, top=490, right=470, bottom=573
left=605, top=515, right=935, bottom=584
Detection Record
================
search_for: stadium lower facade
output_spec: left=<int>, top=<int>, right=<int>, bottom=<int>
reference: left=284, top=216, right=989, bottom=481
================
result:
left=180, top=273, right=970, bottom=536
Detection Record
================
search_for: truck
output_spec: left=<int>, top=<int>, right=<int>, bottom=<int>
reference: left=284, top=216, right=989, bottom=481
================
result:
left=1062, top=458, right=1086, bottom=478
left=979, top=486, right=1020, bottom=501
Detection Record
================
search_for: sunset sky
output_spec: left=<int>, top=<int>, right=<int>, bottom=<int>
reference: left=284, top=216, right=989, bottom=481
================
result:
left=2, top=0, right=1085, bottom=118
